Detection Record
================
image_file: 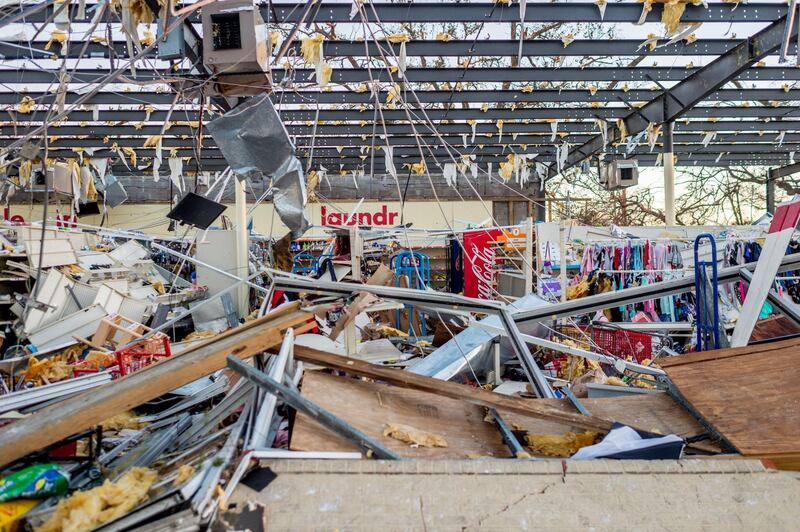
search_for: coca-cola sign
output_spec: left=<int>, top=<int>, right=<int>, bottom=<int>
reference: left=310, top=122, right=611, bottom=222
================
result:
left=463, top=229, right=501, bottom=299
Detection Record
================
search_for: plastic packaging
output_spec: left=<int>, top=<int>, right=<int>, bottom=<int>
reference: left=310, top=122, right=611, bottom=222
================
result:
left=0, top=464, right=69, bottom=502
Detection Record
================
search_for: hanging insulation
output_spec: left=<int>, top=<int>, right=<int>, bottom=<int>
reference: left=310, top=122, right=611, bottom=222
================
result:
left=301, top=34, right=325, bottom=65
left=110, top=0, right=158, bottom=26
left=318, top=62, right=333, bottom=88
left=45, top=30, right=67, bottom=53
left=385, top=33, right=410, bottom=44
left=17, top=95, right=35, bottom=114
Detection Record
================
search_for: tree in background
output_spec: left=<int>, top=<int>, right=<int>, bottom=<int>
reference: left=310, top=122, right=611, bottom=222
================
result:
left=549, top=165, right=777, bottom=226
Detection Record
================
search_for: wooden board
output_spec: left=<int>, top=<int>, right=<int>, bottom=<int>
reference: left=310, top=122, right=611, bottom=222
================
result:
left=291, top=372, right=511, bottom=459
left=663, top=338, right=800, bottom=458
left=500, top=394, right=709, bottom=441
left=750, top=315, right=800, bottom=342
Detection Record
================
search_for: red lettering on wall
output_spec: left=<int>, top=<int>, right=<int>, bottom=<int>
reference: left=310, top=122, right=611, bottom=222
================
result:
left=321, top=205, right=400, bottom=227
left=2, top=208, right=25, bottom=224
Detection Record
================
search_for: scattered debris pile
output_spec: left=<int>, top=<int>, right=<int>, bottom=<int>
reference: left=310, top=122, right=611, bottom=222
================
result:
left=0, top=217, right=796, bottom=531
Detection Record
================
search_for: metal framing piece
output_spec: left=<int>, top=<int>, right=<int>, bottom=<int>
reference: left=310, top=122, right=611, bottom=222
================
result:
left=489, top=408, right=529, bottom=458
left=739, top=268, right=800, bottom=327
left=556, top=14, right=798, bottom=177
left=513, top=252, right=800, bottom=325
left=247, top=328, right=294, bottom=449
left=227, top=355, right=402, bottom=460
left=562, top=386, right=592, bottom=417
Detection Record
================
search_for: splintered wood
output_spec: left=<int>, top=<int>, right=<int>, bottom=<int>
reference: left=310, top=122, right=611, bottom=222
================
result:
left=662, top=337, right=800, bottom=469
left=292, top=345, right=615, bottom=432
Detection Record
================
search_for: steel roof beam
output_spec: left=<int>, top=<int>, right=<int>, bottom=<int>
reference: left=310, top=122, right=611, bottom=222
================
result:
left=29, top=143, right=800, bottom=160
left=12, top=136, right=800, bottom=152
left=7, top=39, right=797, bottom=60
left=5, top=120, right=800, bottom=136
left=2, top=132, right=790, bottom=147
left=4, top=66, right=799, bottom=84
left=558, top=13, right=797, bottom=176
left=26, top=2, right=789, bottom=24
left=769, top=160, right=800, bottom=179
left=5, top=106, right=796, bottom=123
left=3, top=88, right=799, bottom=106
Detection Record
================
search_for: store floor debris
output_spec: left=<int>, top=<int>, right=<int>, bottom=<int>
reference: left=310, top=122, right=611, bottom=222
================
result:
left=2, top=0, right=800, bottom=529
left=0, top=213, right=797, bottom=531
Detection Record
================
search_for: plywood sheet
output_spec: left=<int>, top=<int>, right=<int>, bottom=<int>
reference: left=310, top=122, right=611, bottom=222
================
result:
left=292, top=373, right=711, bottom=459
left=664, top=338, right=800, bottom=456
left=750, top=315, right=800, bottom=342
left=291, top=371, right=511, bottom=459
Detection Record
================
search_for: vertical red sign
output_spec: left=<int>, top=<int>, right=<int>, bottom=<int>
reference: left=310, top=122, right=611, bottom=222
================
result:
left=463, top=229, right=501, bottom=299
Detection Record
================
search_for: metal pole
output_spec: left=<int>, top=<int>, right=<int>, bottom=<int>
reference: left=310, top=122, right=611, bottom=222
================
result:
left=767, top=168, right=776, bottom=214
left=234, top=178, right=250, bottom=318
left=663, top=120, right=676, bottom=226
left=498, top=309, right=555, bottom=398
left=247, top=329, right=293, bottom=449
left=534, top=178, right=547, bottom=222
left=227, top=356, right=402, bottom=460
left=524, top=217, right=533, bottom=295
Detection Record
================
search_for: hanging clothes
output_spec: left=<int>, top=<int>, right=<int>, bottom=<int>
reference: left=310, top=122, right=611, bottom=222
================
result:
left=571, top=239, right=688, bottom=323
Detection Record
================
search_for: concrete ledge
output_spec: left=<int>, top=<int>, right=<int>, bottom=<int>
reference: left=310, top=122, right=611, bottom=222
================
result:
left=233, top=459, right=798, bottom=530
left=261, top=458, right=768, bottom=475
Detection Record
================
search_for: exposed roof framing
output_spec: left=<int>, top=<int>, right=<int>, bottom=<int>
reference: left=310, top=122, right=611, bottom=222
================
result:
left=1, top=0, right=798, bottom=183
left=23, top=2, right=791, bottom=24
left=3, top=88, right=800, bottom=107
left=0, top=120, right=800, bottom=140
left=5, top=39, right=797, bottom=60
left=4, top=105, right=796, bottom=122
left=5, top=66, right=800, bottom=84
left=558, top=11, right=798, bottom=175
left=96, top=152, right=793, bottom=175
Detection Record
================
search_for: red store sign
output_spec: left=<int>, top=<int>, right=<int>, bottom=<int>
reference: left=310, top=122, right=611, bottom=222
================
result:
left=320, top=205, right=400, bottom=226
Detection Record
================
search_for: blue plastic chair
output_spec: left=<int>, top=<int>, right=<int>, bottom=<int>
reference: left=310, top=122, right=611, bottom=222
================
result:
left=390, top=251, right=431, bottom=335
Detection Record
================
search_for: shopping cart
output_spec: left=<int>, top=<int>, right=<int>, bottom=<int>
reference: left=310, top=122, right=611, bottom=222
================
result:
left=590, top=325, right=655, bottom=363
left=546, top=323, right=657, bottom=368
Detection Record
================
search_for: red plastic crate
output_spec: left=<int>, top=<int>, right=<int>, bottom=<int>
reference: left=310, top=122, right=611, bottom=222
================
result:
left=115, top=334, right=172, bottom=376
left=591, top=328, right=653, bottom=363
left=72, top=334, right=172, bottom=378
